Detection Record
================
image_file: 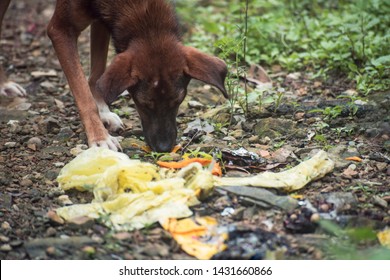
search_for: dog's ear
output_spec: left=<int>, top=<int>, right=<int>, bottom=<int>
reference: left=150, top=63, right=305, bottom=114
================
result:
left=183, top=46, right=228, bottom=98
left=96, top=52, right=138, bottom=104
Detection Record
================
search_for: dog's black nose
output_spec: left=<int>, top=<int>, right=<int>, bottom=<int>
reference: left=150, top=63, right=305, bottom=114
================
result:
left=152, top=141, right=174, bottom=153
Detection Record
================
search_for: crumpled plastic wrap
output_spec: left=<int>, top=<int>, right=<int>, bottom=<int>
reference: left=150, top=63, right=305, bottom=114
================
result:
left=56, top=148, right=214, bottom=231
left=56, top=148, right=334, bottom=231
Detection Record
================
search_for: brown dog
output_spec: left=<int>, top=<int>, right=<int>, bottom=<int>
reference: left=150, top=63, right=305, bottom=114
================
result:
left=0, top=0, right=227, bottom=152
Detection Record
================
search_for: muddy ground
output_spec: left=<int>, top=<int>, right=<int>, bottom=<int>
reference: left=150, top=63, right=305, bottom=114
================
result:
left=0, top=1, right=389, bottom=260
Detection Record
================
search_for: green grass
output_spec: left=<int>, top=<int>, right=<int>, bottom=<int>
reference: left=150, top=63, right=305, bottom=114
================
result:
left=177, top=0, right=390, bottom=96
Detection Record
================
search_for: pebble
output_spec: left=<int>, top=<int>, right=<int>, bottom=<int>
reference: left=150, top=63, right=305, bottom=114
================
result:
left=47, top=210, right=65, bottom=225
left=82, top=246, right=96, bottom=255
left=248, top=135, right=259, bottom=143
left=53, top=162, right=65, bottom=167
left=260, top=136, right=271, bottom=144
left=46, top=246, right=56, bottom=256
left=4, top=142, right=17, bottom=148
left=57, top=195, right=73, bottom=206
left=27, top=137, right=42, bottom=150
left=310, top=213, right=320, bottom=223
left=188, top=100, right=204, bottom=109
left=20, top=179, right=33, bottom=188
left=372, top=196, right=388, bottom=209
left=348, top=164, right=357, bottom=170
left=46, top=227, right=57, bottom=237
left=1, top=221, right=11, bottom=230
left=0, top=244, right=12, bottom=252
left=319, top=204, right=330, bottom=212
left=0, top=235, right=10, bottom=242
left=7, top=120, right=20, bottom=132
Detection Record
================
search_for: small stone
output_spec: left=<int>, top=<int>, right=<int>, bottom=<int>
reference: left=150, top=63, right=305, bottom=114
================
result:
left=260, top=136, right=271, bottom=144
left=1, top=221, right=11, bottom=230
left=4, top=142, right=17, bottom=148
left=27, top=137, right=42, bottom=150
left=319, top=204, right=330, bottom=212
left=10, top=240, right=23, bottom=247
left=82, top=246, right=96, bottom=255
left=113, top=232, right=132, bottom=240
left=55, top=127, right=74, bottom=142
left=0, top=235, right=10, bottom=242
left=20, top=179, right=33, bottom=187
left=310, top=213, right=320, bottom=223
left=46, top=246, right=56, bottom=256
left=248, top=135, right=259, bottom=143
left=372, top=196, right=388, bottom=209
left=57, top=195, right=73, bottom=206
left=0, top=244, right=12, bottom=252
left=7, top=120, right=20, bottom=132
left=53, top=162, right=65, bottom=167
left=40, top=81, right=56, bottom=91
left=230, top=129, right=244, bottom=138
left=348, top=164, right=357, bottom=170
left=47, top=210, right=64, bottom=224
left=290, top=214, right=298, bottom=221
left=188, top=100, right=204, bottom=109
left=46, top=227, right=57, bottom=237
left=376, top=162, right=388, bottom=172
left=44, top=117, right=60, bottom=134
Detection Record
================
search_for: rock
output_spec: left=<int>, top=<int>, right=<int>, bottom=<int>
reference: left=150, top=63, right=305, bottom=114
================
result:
left=27, top=137, right=42, bottom=150
left=327, top=145, right=350, bottom=169
left=254, top=118, right=296, bottom=139
left=45, top=169, right=60, bottom=181
left=69, top=144, right=88, bottom=156
left=372, top=196, right=388, bottom=208
left=1, top=221, right=11, bottom=230
left=248, top=135, right=259, bottom=143
left=4, top=142, right=17, bottom=148
left=188, top=100, right=204, bottom=109
left=40, top=81, right=56, bottom=91
left=44, top=117, right=60, bottom=134
left=57, top=195, right=73, bottom=206
left=55, top=127, right=74, bottom=142
left=20, top=179, right=33, bottom=187
left=47, top=210, right=65, bottom=225
left=7, top=120, right=20, bottom=132
left=0, top=244, right=12, bottom=252
left=45, top=227, right=57, bottom=237
left=0, top=235, right=10, bottom=242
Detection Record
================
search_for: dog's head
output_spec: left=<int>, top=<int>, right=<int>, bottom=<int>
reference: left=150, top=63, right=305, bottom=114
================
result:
left=97, top=38, right=227, bottom=152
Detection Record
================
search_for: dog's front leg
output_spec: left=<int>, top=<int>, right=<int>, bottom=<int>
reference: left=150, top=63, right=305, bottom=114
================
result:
left=88, top=21, right=123, bottom=133
left=47, top=5, right=120, bottom=151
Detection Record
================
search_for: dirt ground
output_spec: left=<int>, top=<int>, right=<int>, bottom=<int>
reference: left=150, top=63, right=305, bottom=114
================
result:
left=0, top=1, right=389, bottom=260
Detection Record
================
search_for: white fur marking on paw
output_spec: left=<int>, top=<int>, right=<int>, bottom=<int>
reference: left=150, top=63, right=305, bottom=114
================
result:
left=0, top=81, right=27, bottom=97
left=97, top=102, right=124, bottom=132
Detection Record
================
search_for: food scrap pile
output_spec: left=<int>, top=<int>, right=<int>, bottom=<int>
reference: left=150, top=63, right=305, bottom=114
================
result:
left=55, top=147, right=334, bottom=259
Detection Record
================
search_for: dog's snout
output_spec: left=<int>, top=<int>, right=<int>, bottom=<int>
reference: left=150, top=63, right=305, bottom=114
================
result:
left=151, top=141, right=175, bottom=153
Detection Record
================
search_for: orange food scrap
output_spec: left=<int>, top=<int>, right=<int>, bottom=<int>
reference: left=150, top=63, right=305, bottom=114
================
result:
left=212, top=162, right=222, bottom=177
left=345, top=156, right=363, bottom=162
left=171, top=145, right=182, bottom=153
left=157, top=158, right=213, bottom=169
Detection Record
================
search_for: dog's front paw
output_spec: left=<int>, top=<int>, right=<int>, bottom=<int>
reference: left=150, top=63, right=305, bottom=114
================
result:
left=0, top=81, right=27, bottom=97
left=90, top=134, right=122, bottom=151
left=100, top=110, right=124, bottom=132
